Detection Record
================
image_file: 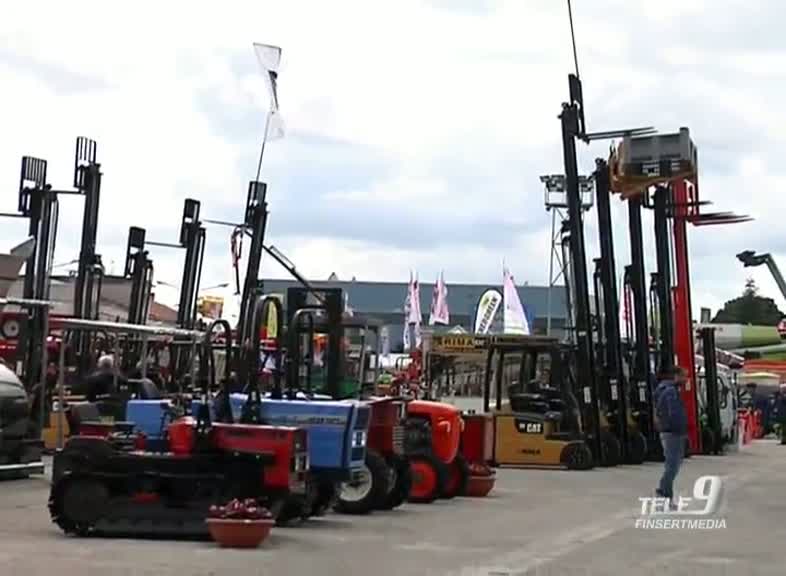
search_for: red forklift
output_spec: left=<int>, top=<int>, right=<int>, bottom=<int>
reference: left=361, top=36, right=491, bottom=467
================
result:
left=610, top=128, right=750, bottom=455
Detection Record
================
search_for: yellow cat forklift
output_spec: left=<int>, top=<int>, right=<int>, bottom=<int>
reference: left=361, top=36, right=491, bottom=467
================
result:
left=482, top=335, right=594, bottom=470
left=426, top=333, right=594, bottom=470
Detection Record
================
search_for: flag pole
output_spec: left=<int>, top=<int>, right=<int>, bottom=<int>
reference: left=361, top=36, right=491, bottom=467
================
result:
left=254, top=108, right=272, bottom=183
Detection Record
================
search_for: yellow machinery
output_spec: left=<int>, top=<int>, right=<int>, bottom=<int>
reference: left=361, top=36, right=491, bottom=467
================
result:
left=425, top=333, right=594, bottom=470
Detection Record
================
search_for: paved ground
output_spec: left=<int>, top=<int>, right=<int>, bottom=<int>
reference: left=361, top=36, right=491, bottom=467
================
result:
left=0, top=440, right=783, bottom=576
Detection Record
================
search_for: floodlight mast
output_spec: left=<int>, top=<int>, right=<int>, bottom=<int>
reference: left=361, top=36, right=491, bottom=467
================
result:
left=541, top=174, right=593, bottom=337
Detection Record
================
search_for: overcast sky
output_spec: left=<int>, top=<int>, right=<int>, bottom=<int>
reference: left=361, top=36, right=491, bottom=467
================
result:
left=1, top=0, right=784, bottom=314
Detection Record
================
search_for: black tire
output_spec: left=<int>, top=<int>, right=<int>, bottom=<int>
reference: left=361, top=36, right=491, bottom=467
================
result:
left=335, top=450, right=390, bottom=515
left=626, top=431, right=648, bottom=465
left=440, top=453, right=469, bottom=499
left=49, top=475, right=109, bottom=536
left=312, top=480, right=338, bottom=516
left=377, top=455, right=412, bottom=510
left=599, top=429, right=621, bottom=467
left=560, top=442, right=594, bottom=470
left=407, top=453, right=448, bottom=504
left=274, top=499, right=309, bottom=526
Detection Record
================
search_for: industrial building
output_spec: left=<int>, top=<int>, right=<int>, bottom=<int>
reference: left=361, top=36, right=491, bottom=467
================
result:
left=261, top=277, right=569, bottom=350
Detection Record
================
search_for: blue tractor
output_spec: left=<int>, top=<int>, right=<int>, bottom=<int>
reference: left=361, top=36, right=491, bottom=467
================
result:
left=217, top=293, right=371, bottom=521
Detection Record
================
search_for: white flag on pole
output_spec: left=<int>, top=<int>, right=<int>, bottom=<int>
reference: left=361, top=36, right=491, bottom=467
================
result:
left=429, top=271, right=450, bottom=325
left=403, top=272, right=412, bottom=350
left=411, top=273, right=422, bottom=347
left=403, top=271, right=422, bottom=350
left=344, top=291, right=354, bottom=317
left=253, top=43, right=285, bottom=141
left=503, top=267, right=530, bottom=335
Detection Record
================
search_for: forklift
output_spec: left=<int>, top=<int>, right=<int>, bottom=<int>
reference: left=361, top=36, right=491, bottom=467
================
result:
left=553, top=72, right=656, bottom=466
left=610, top=128, right=749, bottom=455
left=480, top=334, right=593, bottom=470
left=591, top=159, right=648, bottom=464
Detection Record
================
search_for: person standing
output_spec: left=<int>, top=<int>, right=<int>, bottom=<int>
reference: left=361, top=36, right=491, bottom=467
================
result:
left=778, top=385, right=786, bottom=445
left=654, top=366, right=688, bottom=507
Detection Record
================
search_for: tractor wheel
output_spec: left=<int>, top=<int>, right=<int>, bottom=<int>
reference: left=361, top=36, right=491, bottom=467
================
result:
left=50, top=476, right=109, bottom=536
left=377, top=455, right=412, bottom=510
left=335, top=450, right=389, bottom=515
left=274, top=499, right=309, bottom=525
left=599, top=430, right=621, bottom=467
left=312, top=480, right=338, bottom=516
left=560, top=442, right=594, bottom=470
left=408, top=454, right=447, bottom=504
left=626, top=431, right=648, bottom=465
left=440, top=454, right=469, bottom=499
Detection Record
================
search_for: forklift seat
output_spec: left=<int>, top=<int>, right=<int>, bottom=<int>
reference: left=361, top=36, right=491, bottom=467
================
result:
left=509, top=393, right=550, bottom=414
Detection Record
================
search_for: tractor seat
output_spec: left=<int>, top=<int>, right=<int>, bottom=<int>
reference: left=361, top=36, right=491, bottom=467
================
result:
left=128, top=378, right=163, bottom=400
left=69, top=402, right=135, bottom=436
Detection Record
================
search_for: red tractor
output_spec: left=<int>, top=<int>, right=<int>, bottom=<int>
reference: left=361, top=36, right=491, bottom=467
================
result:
left=458, top=411, right=497, bottom=497
left=48, top=307, right=311, bottom=538
left=405, top=399, right=467, bottom=503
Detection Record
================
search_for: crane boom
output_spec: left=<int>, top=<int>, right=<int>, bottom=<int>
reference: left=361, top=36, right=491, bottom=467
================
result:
left=736, top=250, right=786, bottom=302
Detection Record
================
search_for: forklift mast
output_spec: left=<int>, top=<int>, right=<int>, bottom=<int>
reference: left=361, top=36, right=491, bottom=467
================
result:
left=670, top=179, right=700, bottom=453
left=697, top=325, right=722, bottom=454
left=625, top=196, right=656, bottom=447
left=72, top=137, right=103, bottom=323
left=16, top=155, right=59, bottom=385
left=124, top=226, right=153, bottom=326
left=592, top=159, right=630, bottom=457
left=123, top=226, right=154, bottom=374
left=559, top=75, right=602, bottom=459
left=237, top=181, right=269, bottom=347
left=175, top=199, right=205, bottom=330
left=285, top=287, right=343, bottom=399
left=652, top=186, right=676, bottom=375
left=71, top=137, right=105, bottom=374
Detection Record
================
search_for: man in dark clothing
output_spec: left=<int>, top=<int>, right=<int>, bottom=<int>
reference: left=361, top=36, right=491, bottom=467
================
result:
left=83, top=355, right=125, bottom=402
left=778, top=387, right=786, bottom=445
left=654, top=366, right=689, bottom=506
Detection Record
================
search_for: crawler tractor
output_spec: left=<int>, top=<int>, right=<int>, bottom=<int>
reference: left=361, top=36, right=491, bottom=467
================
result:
left=49, top=306, right=310, bottom=538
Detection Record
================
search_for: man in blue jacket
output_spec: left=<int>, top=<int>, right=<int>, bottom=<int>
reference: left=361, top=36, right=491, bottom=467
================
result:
left=654, top=366, right=688, bottom=506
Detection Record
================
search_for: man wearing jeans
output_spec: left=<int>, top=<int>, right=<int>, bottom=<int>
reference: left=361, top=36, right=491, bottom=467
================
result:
left=654, top=366, right=688, bottom=507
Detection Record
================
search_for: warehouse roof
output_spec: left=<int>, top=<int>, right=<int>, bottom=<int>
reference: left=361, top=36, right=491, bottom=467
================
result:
left=260, top=278, right=567, bottom=320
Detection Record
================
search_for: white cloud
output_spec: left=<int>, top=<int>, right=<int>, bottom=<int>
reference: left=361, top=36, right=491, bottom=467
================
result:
left=0, top=0, right=785, bottom=321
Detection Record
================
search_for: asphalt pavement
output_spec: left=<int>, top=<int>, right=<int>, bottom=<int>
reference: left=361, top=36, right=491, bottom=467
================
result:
left=0, top=440, right=783, bottom=576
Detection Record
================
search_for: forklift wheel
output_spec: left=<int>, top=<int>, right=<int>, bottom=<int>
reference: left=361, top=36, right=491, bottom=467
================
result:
left=440, top=454, right=469, bottom=499
left=599, top=430, right=621, bottom=467
left=335, top=450, right=389, bottom=515
left=561, top=442, right=594, bottom=470
left=408, top=454, right=447, bottom=504
left=377, top=455, right=411, bottom=510
left=626, top=431, right=647, bottom=465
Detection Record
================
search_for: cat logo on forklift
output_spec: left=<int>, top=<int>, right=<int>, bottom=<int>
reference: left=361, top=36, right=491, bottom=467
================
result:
left=515, top=420, right=543, bottom=434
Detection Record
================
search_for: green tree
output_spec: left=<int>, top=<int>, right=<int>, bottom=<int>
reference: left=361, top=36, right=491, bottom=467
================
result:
left=712, top=279, right=785, bottom=325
